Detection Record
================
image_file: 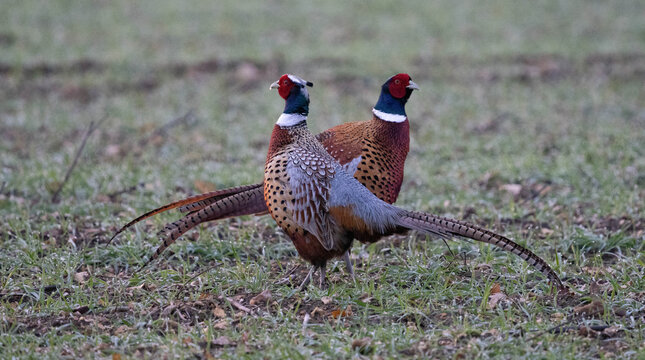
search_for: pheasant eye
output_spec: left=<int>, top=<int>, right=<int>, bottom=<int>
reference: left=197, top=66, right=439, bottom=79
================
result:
left=283, top=80, right=289, bottom=85
left=394, top=79, right=401, bottom=85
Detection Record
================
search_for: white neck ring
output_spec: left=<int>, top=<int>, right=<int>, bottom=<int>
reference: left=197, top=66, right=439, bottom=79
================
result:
left=372, top=108, right=407, bottom=123
left=277, top=113, right=307, bottom=127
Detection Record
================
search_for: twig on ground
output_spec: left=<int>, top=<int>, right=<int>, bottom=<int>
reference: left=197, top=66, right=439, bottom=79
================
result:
left=139, top=109, right=197, bottom=147
left=220, top=296, right=253, bottom=314
left=51, top=115, right=108, bottom=203
left=275, top=265, right=300, bottom=285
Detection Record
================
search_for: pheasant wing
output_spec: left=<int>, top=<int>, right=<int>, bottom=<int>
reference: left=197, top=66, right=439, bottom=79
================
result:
left=285, top=150, right=337, bottom=251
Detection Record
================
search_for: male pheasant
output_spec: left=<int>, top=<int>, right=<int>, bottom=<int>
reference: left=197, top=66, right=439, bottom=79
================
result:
left=263, top=75, right=567, bottom=291
left=110, top=74, right=419, bottom=272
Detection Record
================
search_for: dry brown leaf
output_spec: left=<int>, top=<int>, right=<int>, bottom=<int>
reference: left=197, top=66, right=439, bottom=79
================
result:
left=574, top=299, right=604, bottom=316
left=490, top=283, right=501, bottom=294
left=603, top=326, right=621, bottom=337
left=311, top=306, right=325, bottom=317
left=126, top=283, right=145, bottom=291
left=330, top=305, right=352, bottom=319
left=550, top=312, right=565, bottom=321
left=351, top=337, right=372, bottom=354
left=249, top=289, right=272, bottom=305
left=212, top=306, right=226, bottom=318
left=74, top=272, right=89, bottom=284
left=112, top=354, right=121, bottom=360
left=321, top=296, right=333, bottom=305
left=194, top=180, right=217, bottom=193
left=113, top=325, right=129, bottom=335
left=488, top=292, right=507, bottom=310
left=213, top=320, right=228, bottom=330
left=578, top=326, right=600, bottom=338
left=351, top=337, right=371, bottom=349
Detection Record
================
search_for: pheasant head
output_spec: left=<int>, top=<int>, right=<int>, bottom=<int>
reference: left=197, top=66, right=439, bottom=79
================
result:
left=270, top=74, right=314, bottom=128
left=373, top=73, right=419, bottom=123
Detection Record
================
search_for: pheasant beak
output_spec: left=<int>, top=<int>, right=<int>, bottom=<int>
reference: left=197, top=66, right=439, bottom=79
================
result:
left=407, top=80, right=420, bottom=90
left=269, top=80, right=280, bottom=90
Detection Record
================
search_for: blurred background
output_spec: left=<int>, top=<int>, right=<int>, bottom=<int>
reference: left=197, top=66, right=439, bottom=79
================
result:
left=2, top=0, right=644, bottom=217
left=1, top=0, right=643, bottom=213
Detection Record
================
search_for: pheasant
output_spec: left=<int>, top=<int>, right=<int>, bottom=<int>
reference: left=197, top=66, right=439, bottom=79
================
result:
left=263, top=74, right=567, bottom=291
left=110, top=73, right=419, bottom=272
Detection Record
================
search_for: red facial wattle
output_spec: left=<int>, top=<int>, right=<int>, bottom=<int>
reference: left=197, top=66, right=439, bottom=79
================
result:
left=388, top=73, right=411, bottom=99
left=278, top=75, right=294, bottom=99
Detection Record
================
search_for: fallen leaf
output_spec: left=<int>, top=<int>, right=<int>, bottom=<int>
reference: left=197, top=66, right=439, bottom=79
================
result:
left=311, top=306, right=325, bottom=318
left=212, top=306, right=226, bottom=318
left=321, top=296, right=333, bottom=305
left=351, top=337, right=372, bottom=354
left=490, top=283, right=501, bottom=294
left=550, top=312, right=565, bottom=321
left=602, top=326, right=621, bottom=337
left=574, top=299, right=604, bottom=316
left=488, top=292, right=507, bottom=310
left=213, top=320, right=228, bottom=330
left=578, top=326, right=601, bottom=338
left=126, top=283, right=145, bottom=291
left=330, top=306, right=352, bottom=319
left=113, top=325, right=129, bottom=335
left=74, top=272, right=89, bottom=284
left=194, top=180, right=217, bottom=193
left=112, top=354, right=121, bottom=360
left=249, top=289, right=272, bottom=305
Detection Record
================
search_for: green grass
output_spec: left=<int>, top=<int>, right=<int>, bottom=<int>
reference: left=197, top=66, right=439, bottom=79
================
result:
left=1, top=0, right=644, bottom=358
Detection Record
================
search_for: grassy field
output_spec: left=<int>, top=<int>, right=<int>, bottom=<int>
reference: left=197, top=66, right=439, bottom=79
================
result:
left=1, top=0, right=644, bottom=358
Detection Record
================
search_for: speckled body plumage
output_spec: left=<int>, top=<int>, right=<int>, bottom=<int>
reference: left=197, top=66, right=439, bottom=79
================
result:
left=318, top=116, right=409, bottom=204
left=264, top=123, right=404, bottom=269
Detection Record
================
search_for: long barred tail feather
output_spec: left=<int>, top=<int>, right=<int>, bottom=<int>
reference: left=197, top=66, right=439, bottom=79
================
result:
left=397, top=210, right=566, bottom=291
left=138, top=187, right=267, bottom=271
left=106, top=183, right=264, bottom=247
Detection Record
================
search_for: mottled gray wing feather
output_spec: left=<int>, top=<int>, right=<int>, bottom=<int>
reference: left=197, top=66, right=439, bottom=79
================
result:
left=285, top=154, right=336, bottom=250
